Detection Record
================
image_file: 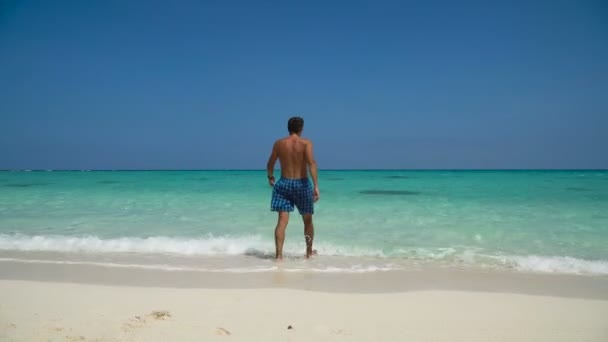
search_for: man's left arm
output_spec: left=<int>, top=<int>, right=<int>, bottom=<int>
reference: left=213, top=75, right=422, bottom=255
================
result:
left=266, top=141, right=278, bottom=187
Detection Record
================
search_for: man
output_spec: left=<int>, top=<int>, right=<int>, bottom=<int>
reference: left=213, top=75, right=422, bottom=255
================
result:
left=266, top=116, right=320, bottom=259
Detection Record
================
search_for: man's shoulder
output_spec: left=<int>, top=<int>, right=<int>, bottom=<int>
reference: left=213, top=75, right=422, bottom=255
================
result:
left=274, top=136, right=312, bottom=145
left=301, top=138, right=313, bottom=145
left=274, top=137, right=288, bottom=145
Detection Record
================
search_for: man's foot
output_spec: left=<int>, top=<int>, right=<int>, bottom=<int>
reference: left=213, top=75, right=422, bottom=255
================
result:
left=305, top=249, right=318, bottom=258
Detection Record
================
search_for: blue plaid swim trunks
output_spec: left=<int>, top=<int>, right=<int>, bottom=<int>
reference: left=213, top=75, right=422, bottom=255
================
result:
left=271, top=177, right=314, bottom=215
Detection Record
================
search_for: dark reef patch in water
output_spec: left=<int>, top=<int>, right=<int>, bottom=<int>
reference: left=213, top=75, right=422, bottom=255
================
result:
left=385, top=175, right=412, bottom=179
left=4, top=182, right=51, bottom=188
left=359, top=190, right=421, bottom=195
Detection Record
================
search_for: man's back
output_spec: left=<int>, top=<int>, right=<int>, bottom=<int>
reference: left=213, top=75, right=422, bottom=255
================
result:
left=274, top=136, right=311, bottom=179
left=266, top=116, right=319, bottom=259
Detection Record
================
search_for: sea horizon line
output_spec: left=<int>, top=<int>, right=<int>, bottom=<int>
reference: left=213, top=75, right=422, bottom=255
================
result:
left=1, top=168, right=606, bottom=172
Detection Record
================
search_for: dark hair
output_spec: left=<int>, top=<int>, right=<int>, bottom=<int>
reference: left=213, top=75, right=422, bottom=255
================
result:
left=287, top=116, right=304, bottom=134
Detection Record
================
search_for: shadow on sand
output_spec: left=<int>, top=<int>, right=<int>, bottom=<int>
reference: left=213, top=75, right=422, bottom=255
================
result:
left=244, top=249, right=275, bottom=260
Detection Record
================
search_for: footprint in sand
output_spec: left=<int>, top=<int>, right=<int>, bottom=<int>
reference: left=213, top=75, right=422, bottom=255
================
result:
left=1, top=322, right=17, bottom=329
left=332, top=329, right=352, bottom=336
left=149, top=310, right=172, bottom=320
left=215, top=327, right=231, bottom=336
left=122, top=310, right=172, bottom=332
left=43, top=323, right=65, bottom=333
left=42, top=324, right=87, bottom=341
left=123, top=316, right=145, bottom=331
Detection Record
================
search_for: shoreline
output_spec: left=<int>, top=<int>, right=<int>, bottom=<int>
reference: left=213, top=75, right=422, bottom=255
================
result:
left=2, top=260, right=607, bottom=341
left=1, top=258, right=607, bottom=299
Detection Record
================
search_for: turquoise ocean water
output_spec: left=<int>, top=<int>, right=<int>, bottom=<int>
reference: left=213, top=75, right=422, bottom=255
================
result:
left=1, top=170, right=607, bottom=275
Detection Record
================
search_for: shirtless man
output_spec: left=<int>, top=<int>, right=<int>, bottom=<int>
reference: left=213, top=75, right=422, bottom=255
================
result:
left=266, top=116, right=320, bottom=259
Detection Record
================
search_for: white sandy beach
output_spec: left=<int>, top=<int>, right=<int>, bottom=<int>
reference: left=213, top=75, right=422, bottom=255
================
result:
left=1, top=264, right=607, bottom=342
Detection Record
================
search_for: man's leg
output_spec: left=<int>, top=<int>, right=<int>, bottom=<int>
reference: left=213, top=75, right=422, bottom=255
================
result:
left=302, top=214, right=314, bottom=258
left=274, top=211, right=289, bottom=259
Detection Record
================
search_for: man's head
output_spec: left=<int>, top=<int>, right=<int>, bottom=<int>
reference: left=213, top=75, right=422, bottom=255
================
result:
left=288, top=116, right=304, bottom=135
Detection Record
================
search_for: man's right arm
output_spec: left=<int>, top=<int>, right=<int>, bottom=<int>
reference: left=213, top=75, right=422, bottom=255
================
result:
left=305, top=141, right=320, bottom=201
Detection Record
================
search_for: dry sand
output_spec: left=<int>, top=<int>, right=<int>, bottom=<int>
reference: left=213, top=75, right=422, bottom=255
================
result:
left=1, top=261, right=607, bottom=342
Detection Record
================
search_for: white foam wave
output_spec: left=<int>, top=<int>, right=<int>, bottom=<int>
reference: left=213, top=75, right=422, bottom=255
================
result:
left=0, top=234, right=268, bottom=255
left=401, top=247, right=608, bottom=275
left=0, top=234, right=386, bottom=258
left=502, top=255, right=608, bottom=275
left=1, top=234, right=607, bottom=275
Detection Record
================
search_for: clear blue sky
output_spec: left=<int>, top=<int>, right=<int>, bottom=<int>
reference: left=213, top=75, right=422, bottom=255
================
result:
left=1, top=0, right=607, bottom=169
